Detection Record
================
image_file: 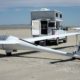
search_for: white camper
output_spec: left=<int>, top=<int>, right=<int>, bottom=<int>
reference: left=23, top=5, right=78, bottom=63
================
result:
left=31, top=10, right=67, bottom=45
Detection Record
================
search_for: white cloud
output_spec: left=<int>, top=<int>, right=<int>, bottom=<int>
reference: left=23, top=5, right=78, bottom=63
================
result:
left=0, top=0, right=80, bottom=8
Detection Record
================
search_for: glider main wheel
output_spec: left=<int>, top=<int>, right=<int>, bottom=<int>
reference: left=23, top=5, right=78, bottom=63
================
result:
left=6, top=52, right=12, bottom=56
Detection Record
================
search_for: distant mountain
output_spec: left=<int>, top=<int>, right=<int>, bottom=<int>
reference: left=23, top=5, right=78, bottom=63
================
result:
left=0, top=24, right=31, bottom=29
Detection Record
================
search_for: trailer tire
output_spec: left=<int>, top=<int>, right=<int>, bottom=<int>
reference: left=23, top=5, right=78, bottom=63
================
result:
left=6, top=52, right=12, bottom=56
left=63, top=37, right=67, bottom=43
left=55, top=38, right=59, bottom=45
left=39, top=40, right=46, bottom=46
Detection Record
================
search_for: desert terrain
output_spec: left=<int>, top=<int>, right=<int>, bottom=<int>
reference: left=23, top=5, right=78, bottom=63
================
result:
left=0, top=27, right=80, bottom=80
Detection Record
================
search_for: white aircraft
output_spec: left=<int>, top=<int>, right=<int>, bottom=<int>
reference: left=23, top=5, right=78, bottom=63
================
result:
left=72, top=27, right=80, bottom=30
left=0, top=32, right=80, bottom=59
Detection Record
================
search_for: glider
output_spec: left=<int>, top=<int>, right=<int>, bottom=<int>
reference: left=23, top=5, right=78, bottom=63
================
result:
left=0, top=32, right=80, bottom=59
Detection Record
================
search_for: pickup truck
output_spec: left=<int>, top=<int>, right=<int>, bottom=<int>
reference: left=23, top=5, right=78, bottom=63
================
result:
left=52, top=30, right=67, bottom=45
left=34, top=30, right=67, bottom=46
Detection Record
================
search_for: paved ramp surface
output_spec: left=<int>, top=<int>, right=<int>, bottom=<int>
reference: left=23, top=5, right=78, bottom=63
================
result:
left=0, top=28, right=80, bottom=80
left=0, top=49, right=80, bottom=80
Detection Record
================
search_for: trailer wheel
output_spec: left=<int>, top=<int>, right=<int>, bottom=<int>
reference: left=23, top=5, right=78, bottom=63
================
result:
left=63, top=37, right=67, bottom=43
left=55, top=38, right=59, bottom=45
left=35, top=41, right=39, bottom=45
left=6, top=52, right=12, bottom=56
left=6, top=50, right=12, bottom=56
left=39, top=40, right=46, bottom=46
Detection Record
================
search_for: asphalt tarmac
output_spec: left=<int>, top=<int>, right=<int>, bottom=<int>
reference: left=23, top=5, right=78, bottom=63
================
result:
left=0, top=28, right=80, bottom=80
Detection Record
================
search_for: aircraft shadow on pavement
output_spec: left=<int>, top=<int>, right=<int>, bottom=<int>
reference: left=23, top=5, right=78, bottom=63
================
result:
left=14, top=51, right=38, bottom=56
left=0, top=45, right=78, bottom=63
left=0, top=52, right=77, bottom=64
left=13, top=53, right=78, bottom=64
left=50, top=58, right=76, bottom=64
left=53, top=45, right=77, bottom=50
left=13, top=44, right=78, bottom=63
left=0, top=50, right=38, bottom=58
left=13, top=52, right=77, bottom=63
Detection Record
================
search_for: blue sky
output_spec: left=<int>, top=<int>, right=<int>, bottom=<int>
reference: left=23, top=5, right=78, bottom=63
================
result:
left=0, top=0, right=80, bottom=26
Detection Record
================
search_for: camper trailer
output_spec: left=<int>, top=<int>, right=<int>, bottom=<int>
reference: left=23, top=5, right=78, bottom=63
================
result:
left=31, top=10, right=67, bottom=45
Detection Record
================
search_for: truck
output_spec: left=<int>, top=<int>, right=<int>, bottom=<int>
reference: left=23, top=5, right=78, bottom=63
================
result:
left=32, top=19, right=67, bottom=46
left=31, top=10, right=67, bottom=46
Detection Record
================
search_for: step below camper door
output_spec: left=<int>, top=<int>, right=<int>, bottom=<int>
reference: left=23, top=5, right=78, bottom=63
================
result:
left=41, top=21, right=48, bottom=35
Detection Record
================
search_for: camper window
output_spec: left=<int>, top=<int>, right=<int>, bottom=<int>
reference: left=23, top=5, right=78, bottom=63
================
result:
left=48, top=22, right=55, bottom=27
left=60, top=14, right=62, bottom=18
left=56, top=13, right=58, bottom=17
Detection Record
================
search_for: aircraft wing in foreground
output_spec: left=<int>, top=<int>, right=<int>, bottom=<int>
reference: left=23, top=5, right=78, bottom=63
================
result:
left=72, top=27, right=80, bottom=30
left=24, top=32, right=80, bottom=43
left=0, top=32, right=79, bottom=58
